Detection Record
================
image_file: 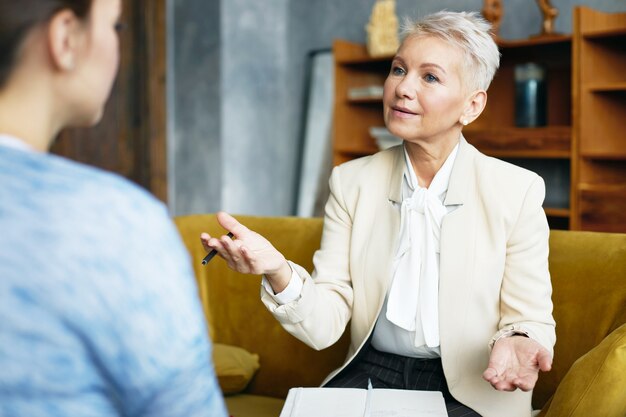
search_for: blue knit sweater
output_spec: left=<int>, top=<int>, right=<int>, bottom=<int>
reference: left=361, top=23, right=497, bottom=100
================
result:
left=0, top=140, right=226, bottom=417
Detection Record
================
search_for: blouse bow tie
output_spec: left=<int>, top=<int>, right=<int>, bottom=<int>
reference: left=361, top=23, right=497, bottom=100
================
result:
left=386, top=186, right=448, bottom=348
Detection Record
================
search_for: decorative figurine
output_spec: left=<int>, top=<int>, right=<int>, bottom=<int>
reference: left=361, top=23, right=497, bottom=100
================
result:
left=535, top=0, right=559, bottom=36
left=482, top=0, right=503, bottom=38
left=366, top=0, right=400, bottom=57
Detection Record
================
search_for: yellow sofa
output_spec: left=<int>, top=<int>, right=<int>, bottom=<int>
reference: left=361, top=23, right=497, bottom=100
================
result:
left=174, top=214, right=626, bottom=417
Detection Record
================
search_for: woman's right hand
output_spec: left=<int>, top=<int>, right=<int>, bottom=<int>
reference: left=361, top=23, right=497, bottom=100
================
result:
left=200, top=212, right=292, bottom=292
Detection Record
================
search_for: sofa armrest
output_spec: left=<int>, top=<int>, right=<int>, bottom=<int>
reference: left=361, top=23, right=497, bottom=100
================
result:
left=538, top=323, right=626, bottom=416
left=533, top=230, right=626, bottom=408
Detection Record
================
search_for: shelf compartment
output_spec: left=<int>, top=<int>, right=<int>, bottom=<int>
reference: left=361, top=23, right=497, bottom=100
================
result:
left=503, top=158, right=570, bottom=209
left=579, top=92, right=626, bottom=156
left=464, top=127, right=571, bottom=158
left=577, top=185, right=626, bottom=233
left=579, top=37, right=626, bottom=85
left=477, top=63, right=571, bottom=128
left=579, top=159, right=626, bottom=184
left=342, top=72, right=387, bottom=96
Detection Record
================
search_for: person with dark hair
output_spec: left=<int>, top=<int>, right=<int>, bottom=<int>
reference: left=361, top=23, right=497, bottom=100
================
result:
left=0, top=1, right=227, bottom=416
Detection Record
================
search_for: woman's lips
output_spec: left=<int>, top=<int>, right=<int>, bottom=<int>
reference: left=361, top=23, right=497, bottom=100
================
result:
left=391, top=106, right=418, bottom=118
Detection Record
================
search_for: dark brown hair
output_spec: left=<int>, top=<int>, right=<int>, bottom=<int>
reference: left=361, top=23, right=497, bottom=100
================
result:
left=0, top=0, right=93, bottom=88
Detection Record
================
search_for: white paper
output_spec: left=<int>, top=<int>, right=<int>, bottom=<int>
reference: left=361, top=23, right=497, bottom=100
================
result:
left=370, top=389, right=447, bottom=417
left=279, top=387, right=447, bottom=417
left=280, top=388, right=366, bottom=417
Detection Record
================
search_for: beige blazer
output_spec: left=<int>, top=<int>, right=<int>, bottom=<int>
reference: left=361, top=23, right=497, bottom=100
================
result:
left=262, top=137, right=556, bottom=417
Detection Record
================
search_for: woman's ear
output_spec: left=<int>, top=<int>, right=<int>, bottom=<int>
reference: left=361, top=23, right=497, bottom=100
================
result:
left=47, top=9, right=82, bottom=71
left=460, top=90, right=488, bottom=125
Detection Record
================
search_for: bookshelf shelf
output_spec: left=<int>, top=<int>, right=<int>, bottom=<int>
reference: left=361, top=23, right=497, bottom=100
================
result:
left=586, top=82, right=626, bottom=92
left=464, top=127, right=571, bottom=158
left=582, top=28, right=626, bottom=39
left=544, top=208, right=570, bottom=218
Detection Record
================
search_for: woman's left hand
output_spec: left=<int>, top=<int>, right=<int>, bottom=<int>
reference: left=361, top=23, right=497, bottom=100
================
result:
left=482, top=336, right=552, bottom=391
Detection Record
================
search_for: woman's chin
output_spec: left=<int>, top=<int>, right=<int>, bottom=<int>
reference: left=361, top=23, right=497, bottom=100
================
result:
left=87, top=111, right=105, bottom=127
left=72, top=109, right=105, bottom=128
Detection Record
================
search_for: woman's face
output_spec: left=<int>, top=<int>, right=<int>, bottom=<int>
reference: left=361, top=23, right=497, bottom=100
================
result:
left=383, top=35, right=468, bottom=145
left=70, top=0, right=121, bottom=126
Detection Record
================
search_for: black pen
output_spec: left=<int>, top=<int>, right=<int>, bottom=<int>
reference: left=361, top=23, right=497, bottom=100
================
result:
left=202, top=232, right=234, bottom=265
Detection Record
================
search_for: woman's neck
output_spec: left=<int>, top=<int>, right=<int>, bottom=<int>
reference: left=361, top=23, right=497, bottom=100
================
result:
left=404, top=131, right=460, bottom=188
left=0, top=76, right=60, bottom=152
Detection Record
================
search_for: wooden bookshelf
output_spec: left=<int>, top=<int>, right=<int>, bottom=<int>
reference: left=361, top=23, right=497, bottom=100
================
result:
left=331, top=7, right=626, bottom=232
left=571, top=7, right=626, bottom=232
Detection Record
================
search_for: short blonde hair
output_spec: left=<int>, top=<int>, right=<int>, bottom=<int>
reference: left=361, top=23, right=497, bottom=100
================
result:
left=401, top=11, right=500, bottom=91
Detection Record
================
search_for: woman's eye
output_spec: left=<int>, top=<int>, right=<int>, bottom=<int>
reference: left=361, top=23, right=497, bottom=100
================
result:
left=391, top=66, right=406, bottom=76
left=114, top=22, right=126, bottom=32
left=424, top=73, right=439, bottom=83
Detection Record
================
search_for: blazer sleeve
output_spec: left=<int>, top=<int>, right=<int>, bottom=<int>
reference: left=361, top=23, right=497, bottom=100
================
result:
left=496, top=175, right=556, bottom=355
left=260, top=165, right=354, bottom=350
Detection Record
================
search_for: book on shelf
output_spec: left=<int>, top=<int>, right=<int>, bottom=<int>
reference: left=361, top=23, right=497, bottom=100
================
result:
left=279, top=386, right=447, bottom=417
left=347, top=85, right=384, bottom=100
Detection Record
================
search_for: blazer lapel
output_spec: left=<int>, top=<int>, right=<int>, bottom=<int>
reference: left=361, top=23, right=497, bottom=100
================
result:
left=444, top=136, right=472, bottom=207
left=439, top=137, right=478, bottom=364
left=361, top=146, right=404, bottom=325
left=387, top=145, right=405, bottom=205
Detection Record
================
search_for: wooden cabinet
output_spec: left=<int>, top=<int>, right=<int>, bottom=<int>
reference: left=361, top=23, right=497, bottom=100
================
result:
left=572, top=7, right=626, bottom=232
left=331, top=7, right=626, bottom=232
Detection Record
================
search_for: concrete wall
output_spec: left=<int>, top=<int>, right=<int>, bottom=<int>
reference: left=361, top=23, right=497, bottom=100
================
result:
left=220, top=0, right=294, bottom=215
left=168, top=0, right=625, bottom=216
left=168, top=0, right=221, bottom=215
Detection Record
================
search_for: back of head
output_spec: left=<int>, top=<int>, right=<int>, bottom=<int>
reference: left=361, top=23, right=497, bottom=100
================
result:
left=401, top=11, right=500, bottom=92
left=0, top=0, right=93, bottom=89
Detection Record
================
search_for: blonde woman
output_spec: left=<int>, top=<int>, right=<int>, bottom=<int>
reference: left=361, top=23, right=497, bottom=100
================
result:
left=203, top=11, right=555, bottom=417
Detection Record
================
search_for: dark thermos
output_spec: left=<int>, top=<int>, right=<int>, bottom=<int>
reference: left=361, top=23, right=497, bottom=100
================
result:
left=515, top=63, right=547, bottom=127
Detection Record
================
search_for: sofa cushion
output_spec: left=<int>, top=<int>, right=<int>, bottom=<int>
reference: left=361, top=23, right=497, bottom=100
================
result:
left=213, top=343, right=260, bottom=395
left=540, top=323, right=626, bottom=417
left=225, top=394, right=284, bottom=417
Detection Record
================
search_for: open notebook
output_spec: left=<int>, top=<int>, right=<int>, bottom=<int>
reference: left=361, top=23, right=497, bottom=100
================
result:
left=279, top=385, right=447, bottom=417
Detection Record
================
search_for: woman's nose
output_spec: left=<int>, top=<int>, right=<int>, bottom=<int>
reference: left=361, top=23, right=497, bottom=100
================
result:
left=396, top=78, right=416, bottom=100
